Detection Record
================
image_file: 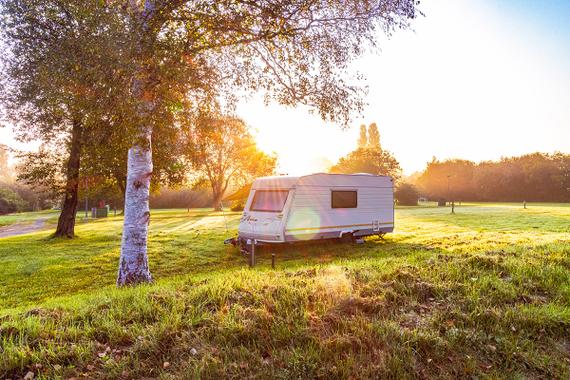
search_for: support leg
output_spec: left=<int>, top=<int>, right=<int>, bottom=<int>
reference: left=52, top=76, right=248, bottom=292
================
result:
left=249, top=242, right=255, bottom=267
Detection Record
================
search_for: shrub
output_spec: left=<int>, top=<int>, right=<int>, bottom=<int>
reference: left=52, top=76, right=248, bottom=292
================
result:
left=149, top=188, right=211, bottom=209
left=395, top=182, right=420, bottom=206
left=0, top=186, right=25, bottom=214
left=230, top=200, right=245, bottom=211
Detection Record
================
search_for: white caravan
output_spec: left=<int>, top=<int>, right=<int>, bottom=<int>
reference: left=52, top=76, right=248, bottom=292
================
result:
left=226, top=173, right=394, bottom=250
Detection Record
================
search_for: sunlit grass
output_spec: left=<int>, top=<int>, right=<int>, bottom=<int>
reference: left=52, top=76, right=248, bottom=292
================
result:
left=0, top=210, right=59, bottom=227
left=0, top=203, right=569, bottom=379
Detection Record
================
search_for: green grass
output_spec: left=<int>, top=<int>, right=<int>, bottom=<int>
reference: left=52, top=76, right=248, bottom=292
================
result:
left=0, top=210, right=59, bottom=227
left=1, top=204, right=569, bottom=379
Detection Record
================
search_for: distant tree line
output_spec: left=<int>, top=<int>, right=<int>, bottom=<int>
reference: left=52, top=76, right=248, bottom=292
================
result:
left=415, top=153, right=570, bottom=202
left=149, top=188, right=212, bottom=210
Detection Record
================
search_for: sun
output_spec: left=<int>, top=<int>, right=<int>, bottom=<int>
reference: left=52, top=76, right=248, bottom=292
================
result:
left=242, top=102, right=357, bottom=176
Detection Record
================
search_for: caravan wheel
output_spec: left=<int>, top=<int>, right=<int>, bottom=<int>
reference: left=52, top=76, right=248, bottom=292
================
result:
left=339, top=232, right=355, bottom=244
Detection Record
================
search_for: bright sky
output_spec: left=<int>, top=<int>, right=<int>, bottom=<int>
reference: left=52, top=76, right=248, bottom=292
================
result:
left=238, top=0, right=570, bottom=175
left=1, top=0, right=569, bottom=174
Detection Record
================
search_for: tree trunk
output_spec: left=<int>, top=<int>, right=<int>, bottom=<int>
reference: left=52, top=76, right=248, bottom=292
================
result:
left=113, top=172, right=127, bottom=214
left=117, top=1, right=155, bottom=286
left=54, top=118, right=82, bottom=238
left=117, top=130, right=153, bottom=286
left=212, top=186, right=223, bottom=211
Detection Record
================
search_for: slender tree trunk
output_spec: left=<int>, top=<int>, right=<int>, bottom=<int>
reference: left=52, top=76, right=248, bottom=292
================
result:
left=212, top=184, right=223, bottom=211
left=117, top=1, right=155, bottom=286
left=54, top=118, right=82, bottom=238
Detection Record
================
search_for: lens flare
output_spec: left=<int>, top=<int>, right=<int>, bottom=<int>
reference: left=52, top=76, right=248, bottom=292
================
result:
left=286, top=208, right=322, bottom=241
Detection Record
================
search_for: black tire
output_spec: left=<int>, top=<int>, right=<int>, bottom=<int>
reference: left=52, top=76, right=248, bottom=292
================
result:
left=339, top=232, right=354, bottom=244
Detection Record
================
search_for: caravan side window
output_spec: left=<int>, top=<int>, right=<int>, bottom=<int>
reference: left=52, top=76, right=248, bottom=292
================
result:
left=250, top=190, right=289, bottom=212
left=331, top=190, right=357, bottom=208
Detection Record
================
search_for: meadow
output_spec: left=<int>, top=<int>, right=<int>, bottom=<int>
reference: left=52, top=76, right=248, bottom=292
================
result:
left=0, top=203, right=569, bottom=379
left=0, top=210, right=59, bottom=228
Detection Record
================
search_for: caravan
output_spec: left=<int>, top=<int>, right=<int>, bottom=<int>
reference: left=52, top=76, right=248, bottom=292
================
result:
left=226, top=173, right=394, bottom=250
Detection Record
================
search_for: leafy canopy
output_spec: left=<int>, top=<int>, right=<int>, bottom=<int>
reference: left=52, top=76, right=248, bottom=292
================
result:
left=184, top=113, right=276, bottom=208
left=330, top=122, right=400, bottom=180
left=126, top=0, right=420, bottom=127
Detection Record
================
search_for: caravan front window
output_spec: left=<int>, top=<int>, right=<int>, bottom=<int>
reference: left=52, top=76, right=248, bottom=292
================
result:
left=250, top=190, right=289, bottom=212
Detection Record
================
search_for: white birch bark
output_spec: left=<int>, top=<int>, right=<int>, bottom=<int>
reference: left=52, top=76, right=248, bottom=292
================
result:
left=117, top=0, right=155, bottom=286
left=117, top=131, right=153, bottom=286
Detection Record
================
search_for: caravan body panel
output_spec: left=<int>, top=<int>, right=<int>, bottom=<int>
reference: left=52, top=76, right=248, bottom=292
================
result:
left=237, top=173, right=394, bottom=244
left=283, top=174, right=394, bottom=241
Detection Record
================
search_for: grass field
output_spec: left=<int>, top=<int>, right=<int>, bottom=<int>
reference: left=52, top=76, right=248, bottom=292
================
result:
left=1, top=203, right=569, bottom=379
left=0, top=210, right=60, bottom=228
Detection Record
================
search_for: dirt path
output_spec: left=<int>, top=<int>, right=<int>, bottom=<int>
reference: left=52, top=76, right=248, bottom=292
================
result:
left=0, top=218, right=51, bottom=238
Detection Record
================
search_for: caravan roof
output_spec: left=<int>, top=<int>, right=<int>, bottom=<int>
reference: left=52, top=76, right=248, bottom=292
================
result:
left=252, top=176, right=300, bottom=190
left=252, top=173, right=392, bottom=190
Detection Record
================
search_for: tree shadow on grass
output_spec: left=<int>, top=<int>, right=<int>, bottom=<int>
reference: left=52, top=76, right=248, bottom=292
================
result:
left=245, top=237, right=434, bottom=269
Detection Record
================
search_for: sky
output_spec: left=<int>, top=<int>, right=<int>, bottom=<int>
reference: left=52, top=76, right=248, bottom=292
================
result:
left=237, top=0, right=570, bottom=175
left=1, top=0, right=569, bottom=175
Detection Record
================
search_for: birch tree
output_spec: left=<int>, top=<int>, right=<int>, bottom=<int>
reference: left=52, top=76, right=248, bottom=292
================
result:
left=114, top=0, right=420, bottom=285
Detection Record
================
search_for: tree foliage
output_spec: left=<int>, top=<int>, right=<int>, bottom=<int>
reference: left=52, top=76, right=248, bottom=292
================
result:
left=367, top=123, right=381, bottom=149
left=0, top=181, right=54, bottom=211
left=357, top=125, right=368, bottom=148
left=138, top=0, right=419, bottom=124
left=330, top=122, right=400, bottom=180
left=415, top=153, right=570, bottom=202
left=0, top=1, right=135, bottom=140
left=16, top=143, right=67, bottom=198
left=330, top=147, right=401, bottom=180
left=80, top=122, right=188, bottom=203
left=184, top=114, right=277, bottom=210
left=0, top=186, right=25, bottom=214
left=0, top=145, right=9, bottom=180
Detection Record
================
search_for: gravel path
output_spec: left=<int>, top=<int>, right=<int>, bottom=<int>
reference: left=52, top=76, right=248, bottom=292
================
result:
left=0, top=218, right=51, bottom=238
